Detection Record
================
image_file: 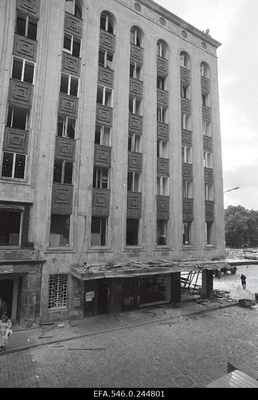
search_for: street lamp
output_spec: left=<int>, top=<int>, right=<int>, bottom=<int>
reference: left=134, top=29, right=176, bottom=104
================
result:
left=224, top=186, right=239, bottom=194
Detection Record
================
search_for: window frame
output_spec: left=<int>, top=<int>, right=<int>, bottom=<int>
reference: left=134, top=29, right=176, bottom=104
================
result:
left=97, top=85, right=113, bottom=107
left=53, top=159, right=73, bottom=185
left=1, top=152, right=26, bottom=180
left=93, top=166, right=109, bottom=189
left=11, top=56, right=35, bottom=84
left=0, top=208, right=23, bottom=247
left=127, top=171, right=141, bottom=193
left=57, top=115, right=76, bottom=139
left=16, top=12, right=38, bottom=41
left=63, top=33, right=81, bottom=58
left=60, top=72, right=79, bottom=97
left=157, top=176, right=169, bottom=196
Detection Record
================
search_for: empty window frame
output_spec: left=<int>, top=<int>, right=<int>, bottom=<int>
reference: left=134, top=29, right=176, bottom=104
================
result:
left=130, top=27, right=141, bottom=47
left=99, top=49, right=113, bottom=69
left=0, top=210, right=22, bottom=246
left=48, top=274, right=68, bottom=309
left=156, top=220, right=167, bottom=246
left=53, top=159, right=73, bottom=184
left=157, top=176, right=169, bottom=196
left=202, top=120, right=211, bottom=137
left=7, top=104, right=29, bottom=130
left=11, top=56, right=35, bottom=84
left=91, top=216, right=107, bottom=246
left=157, top=40, right=167, bottom=59
left=205, top=184, right=213, bottom=201
left=157, top=140, right=168, bottom=158
left=183, top=222, right=191, bottom=245
left=2, top=152, right=26, bottom=179
left=157, top=106, right=167, bottom=123
left=157, top=76, right=166, bottom=90
left=181, top=84, right=190, bottom=99
left=126, top=218, right=139, bottom=246
left=130, top=62, right=141, bottom=80
left=16, top=12, right=38, bottom=41
left=181, top=113, right=191, bottom=130
left=93, top=167, right=109, bottom=189
left=180, top=52, right=190, bottom=69
left=183, top=180, right=192, bottom=199
left=203, top=151, right=213, bottom=168
left=205, top=222, right=213, bottom=245
left=202, top=94, right=210, bottom=107
left=97, top=85, right=113, bottom=107
left=60, top=73, right=79, bottom=97
left=63, top=33, right=81, bottom=58
left=129, top=96, right=141, bottom=115
left=127, top=172, right=141, bottom=192
left=49, top=214, right=70, bottom=247
left=100, top=12, right=114, bottom=34
left=65, top=0, right=82, bottom=19
left=201, top=62, right=210, bottom=79
left=182, top=146, right=192, bottom=163
left=128, top=133, right=141, bottom=153
left=57, top=115, right=76, bottom=139
left=95, top=125, right=111, bottom=146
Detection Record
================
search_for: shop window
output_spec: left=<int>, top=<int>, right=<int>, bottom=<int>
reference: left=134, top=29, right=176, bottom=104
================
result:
left=205, top=222, right=213, bottom=245
left=16, top=12, right=38, bottom=41
left=157, top=220, right=167, bottom=246
left=201, top=62, right=210, bottom=79
left=181, top=113, right=191, bottom=130
left=126, top=218, right=139, bottom=245
left=202, top=120, right=211, bottom=137
left=57, top=115, right=76, bottom=139
left=203, top=151, right=213, bottom=168
left=0, top=210, right=21, bottom=246
left=53, top=159, right=73, bottom=184
left=93, top=167, right=109, bottom=189
left=2, top=152, right=26, bottom=179
left=63, top=33, right=81, bottom=58
left=205, top=184, right=213, bottom=201
left=65, top=0, right=82, bottom=19
left=49, top=214, right=70, bottom=247
left=97, top=85, right=113, bottom=107
left=48, top=274, right=68, bottom=309
left=157, top=106, right=166, bottom=123
left=100, top=12, right=114, bottom=34
left=182, top=146, right=192, bottom=163
left=91, top=216, right=107, bottom=246
left=183, top=222, right=191, bottom=245
left=129, top=96, right=141, bottom=115
left=7, top=104, right=29, bottom=130
left=183, top=180, right=192, bottom=199
left=157, top=176, right=168, bottom=196
left=130, top=27, right=142, bottom=47
left=95, top=125, right=110, bottom=146
left=130, top=62, right=141, bottom=80
left=157, top=40, right=168, bottom=59
left=180, top=51, right=190, bottom=69
left=11, top=56, right=34, bottom=84
left=127, top=172, right=141, bottom=192
left=99, top=49, right=113, bottom=69
left=60, top=73, right=79, bottom=97
left=157, top=140, right=168, bottom=158
left=128, top=133, right=140, bottom=153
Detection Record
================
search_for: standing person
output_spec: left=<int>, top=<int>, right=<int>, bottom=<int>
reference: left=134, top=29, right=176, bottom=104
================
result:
left=0, top=314, right=12, bottom=351
left=241, top=273, right=246, bottom=289
left=0, top=297, right=7, bottom=316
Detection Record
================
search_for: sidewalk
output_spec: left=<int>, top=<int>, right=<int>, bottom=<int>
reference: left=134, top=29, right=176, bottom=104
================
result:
left=1, top=295, right=240, bottom=356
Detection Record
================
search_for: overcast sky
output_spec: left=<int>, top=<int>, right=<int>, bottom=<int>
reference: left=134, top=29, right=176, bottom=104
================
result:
left=155, top=0, right=258, bottom=210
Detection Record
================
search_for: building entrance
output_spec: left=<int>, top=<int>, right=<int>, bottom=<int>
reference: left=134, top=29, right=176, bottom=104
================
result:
left=0, top=279, right=14, bottom=318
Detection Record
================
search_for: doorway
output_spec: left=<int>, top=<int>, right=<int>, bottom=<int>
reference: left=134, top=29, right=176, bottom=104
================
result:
left=0, top=279, right=14, bottom=318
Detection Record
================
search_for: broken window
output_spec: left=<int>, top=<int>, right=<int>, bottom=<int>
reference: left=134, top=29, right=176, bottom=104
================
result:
left=63, top=33, right=81, bottom=58
left=57, top=115, right=76, bottom=139
left=128, top=133, right=140, bottom=153
left=129, top=96, right=141, bottom=115
left=0, top=210, right=21, bottom=246
left=130, top=62, right=141, bottom=79
left=53, top=159, right=73, bottom=184
left=127, top=172, right=141, bottom=192
left=180, top=52, right=190, bottom=69
left=99, top=49, right=113, bottom=69
left=100, top=12, right=114, bottom=34
left=157, top=176, right=168, bottom=196
left=12, top=56, right=34, bottom=84
left=16, top=12, right=38, bottom=41
left=183, top=222, right=191, bottom=245
left=157, top=40, right=167, bottom=59
left=60, top=73, right=79, bottom=97
left=157, top=140, right=168, bottom=158
left=97, top=85, right=113, bottom=107
left=205, top=222, right=213, bottom=245
left=131, top=27, right=142, bottom=47
left=2, top=152, right=26, bottom=179
left=65, top=0, right=82, bottom=19
left=91, top=216, right=107, bottom=246
left=156, top=220, right=167, bottom=246
left=7, top=104, right=29, bottom=130
left=95, top=125, right=110, bottom=146
left=93, top=167, right=109, bottom=189
left=126, top=218, right=139, bottom=246
left=49, top=214, right=70, bottom=247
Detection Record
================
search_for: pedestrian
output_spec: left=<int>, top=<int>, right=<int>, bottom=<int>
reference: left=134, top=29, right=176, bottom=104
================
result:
left=0, top=314, right=12, bottom=352
left=0, top=296, right=7, bottom=316
left=240, top=274, right=246, bottom=290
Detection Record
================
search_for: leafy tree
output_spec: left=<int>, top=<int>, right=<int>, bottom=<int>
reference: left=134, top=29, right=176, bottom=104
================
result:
left=225, top=205, right=258, bottom=248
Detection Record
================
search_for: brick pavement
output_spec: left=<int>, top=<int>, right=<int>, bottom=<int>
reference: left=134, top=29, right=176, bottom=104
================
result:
left=1, top=299, right=258, bottom=388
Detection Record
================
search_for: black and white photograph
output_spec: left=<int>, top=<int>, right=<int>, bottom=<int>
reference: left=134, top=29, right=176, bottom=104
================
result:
left=0, top=0, right=258, bottom=391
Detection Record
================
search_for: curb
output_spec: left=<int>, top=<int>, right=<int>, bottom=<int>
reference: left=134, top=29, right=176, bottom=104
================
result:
left=0, top=301, right=239, bottom=356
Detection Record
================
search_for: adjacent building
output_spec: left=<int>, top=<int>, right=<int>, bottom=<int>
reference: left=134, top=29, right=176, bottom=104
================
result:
left=0, top=0, right=225, bottom=325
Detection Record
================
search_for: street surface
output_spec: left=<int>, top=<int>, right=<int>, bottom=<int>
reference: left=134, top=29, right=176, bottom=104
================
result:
left=0, top=264, right=258, bottom=389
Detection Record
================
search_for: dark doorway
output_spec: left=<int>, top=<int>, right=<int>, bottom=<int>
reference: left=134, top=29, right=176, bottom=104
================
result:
left=0, top=279, right=14, bottom=318
left=97, top=279, right=110, bottom=314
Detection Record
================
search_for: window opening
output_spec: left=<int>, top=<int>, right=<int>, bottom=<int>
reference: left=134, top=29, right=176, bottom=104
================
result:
left=127, top=172, right=141, bottom=192
left=7, top=105, right=29, bottom=130
left=126, top=218, right=139, bottom=245
left=157, top=220, right=167, bottom=245
left=65, top=0, right=82, bottom=19
left=131, top=27, right=141, bottom=47
left=128, top=133, right=140, bottom=153
left=157, top=106, right=166, bottom=123
left=95, top=125, right=110, bottom=146
left=181, top=113, right=191, bottom=130
left=183, top=180, right=192, bottom=198
left=57, top=115, right=76, bottom=139
left=2, top=152, right=26, bottom=179
left=203, top=152, right=213, bottom=168
left=12, top=57, right=34, bottom=84
left=100, top=12, right=114, bottom=34
left=60, top=73, right=79, bottom=97
left=16, top=13, right=37, bottom=41
left=97, top=86, right=113, bottom=107
left=157, top=176, right=168, bottom=196
left=99, top=49, right=113, bottom=69
left=0, top=210, right=21, bottom=246
left=91, top=216, right=107, bottom=246
left=49, top=215, right=70, bottom=247
left=93, top=167, right=109, bottom=189
left=63, top=33, right=81, bottom=58
left=180, top=52, right=190, bottom=69
left=53, top=159, right=73, bottom=184
left=183, top=222, right=191, bottom=245
left=205, top=184, right=213, bottom=201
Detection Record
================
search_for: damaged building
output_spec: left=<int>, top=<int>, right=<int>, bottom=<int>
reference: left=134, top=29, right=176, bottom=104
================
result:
left=0, top=0, right=225, bottom=326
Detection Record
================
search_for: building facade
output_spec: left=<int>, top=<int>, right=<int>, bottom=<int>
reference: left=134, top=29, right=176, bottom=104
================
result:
left=0, top=0, right=224, bottom=325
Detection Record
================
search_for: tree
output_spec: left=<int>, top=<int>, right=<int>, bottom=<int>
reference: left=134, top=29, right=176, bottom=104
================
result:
left=225, top=205, right=250, bottom=248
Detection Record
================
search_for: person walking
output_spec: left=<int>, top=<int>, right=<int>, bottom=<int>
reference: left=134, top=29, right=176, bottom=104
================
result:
left=0, top=297, right=7, bottom=316
left=0, top=314, right=12, bottom=352
left=240, top=274, right=246, bottom=289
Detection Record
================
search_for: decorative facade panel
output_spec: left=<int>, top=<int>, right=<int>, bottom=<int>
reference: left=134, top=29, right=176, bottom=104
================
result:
left=157, top=56, right=168, bottom=77
left=62, top=53, right=81, bottom=76
left=157, top=195, right=169, bottom=220
left=51, top=184, right=73, bottom=215
left=180, top=67, right=190, bottom=86
left=203, top=136, right=213, bottom=152
left=13, top=34, right=37, bottom=62
left=205, top=200, right=214, bottom=222
left=183, top=198, right=193, bottom=222
left=94, top=145, right=111, bottom=167
left=100, top=31, right=115, bottom=52
left=204, top=167, right=213, bottom=184
left=3, top=128, right=28, bottom=154
left=181, top=98, right=191, bottom=114
left=64, top=13, right=82, bottom=37
left=59, top=93, right=78, bottom=117
left=128, top=152, right=142, bottom=173
left=130, top=78, right=143, bottom=97
left=157, top=158, right=169, bottom=176
left=182, top=129, right=192, bottom=146
left=98, top=67, right=114, bottom=88
left=182, top=163, right=193, bottom=181
left=130, top=44, right=143, bottom=64
left=157, top=122, right=169, bottom=142
left=8, top=79, right=33, bottom=106
left=157, top=89, right=168, bottom=107
left=55, top=137, right=75, bottom=161
left=128, top=114, right=142, bottom=134
left=96, top=104, right=113, bottom=126
left=16, top=0, right=40, bottom=18
left=127, top=192, right=142, bottom=219
left=202, top=105, right=211, bottom=122
left=92, top=189, right=110, bottom=217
